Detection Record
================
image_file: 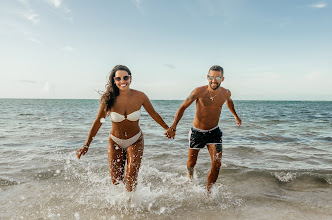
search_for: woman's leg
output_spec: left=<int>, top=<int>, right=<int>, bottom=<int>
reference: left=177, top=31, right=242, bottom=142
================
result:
left=108, top=136, right=126, bottom=185
left=125, top=134, right=144, bottom=191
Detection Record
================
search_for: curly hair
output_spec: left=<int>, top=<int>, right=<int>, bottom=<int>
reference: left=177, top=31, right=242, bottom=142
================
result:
left=101, top=65, right=132, bottom=115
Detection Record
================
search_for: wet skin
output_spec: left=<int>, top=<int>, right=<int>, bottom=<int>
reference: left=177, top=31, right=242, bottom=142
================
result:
left=77, top=70, right=171, bottom=191
left=169, top=69, right=241, bottom=192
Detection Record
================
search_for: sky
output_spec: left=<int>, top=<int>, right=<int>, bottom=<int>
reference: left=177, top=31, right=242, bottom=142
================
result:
left=0, top=0, right=331, bottom=100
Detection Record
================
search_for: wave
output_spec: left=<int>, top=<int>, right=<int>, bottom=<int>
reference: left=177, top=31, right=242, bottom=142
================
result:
left=316, top=136, right=332, bottom=142
left=226, top=168, right=332, bottom=186
left=227, top=146, right=264, bottom=156
left=277, top=172, right=332, bottom=185
left=0, top=177, right=18, bottom=186
left=273, top=171, right=332, bottom=185
left=244, top=134, right=299, bottom=143
left=273, top=172, right=298, bottom=183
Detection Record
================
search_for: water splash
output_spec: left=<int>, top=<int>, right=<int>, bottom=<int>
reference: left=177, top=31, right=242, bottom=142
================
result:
left=273, top=172, right=297, bottom=183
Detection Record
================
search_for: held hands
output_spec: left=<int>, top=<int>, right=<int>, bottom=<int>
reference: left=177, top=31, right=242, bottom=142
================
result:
left=76, top=145, right=89, bottom=159
left=165, top=127, right=176, bottom=139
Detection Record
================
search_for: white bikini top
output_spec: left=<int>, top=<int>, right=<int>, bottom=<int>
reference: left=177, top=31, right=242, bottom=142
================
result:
left=110, top=109, right=141, bottom=123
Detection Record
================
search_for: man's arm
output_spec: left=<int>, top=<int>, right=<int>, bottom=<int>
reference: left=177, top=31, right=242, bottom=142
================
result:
left=225, top=90, right=241, bottom=126
left=169, top=88, right=198, bottom=134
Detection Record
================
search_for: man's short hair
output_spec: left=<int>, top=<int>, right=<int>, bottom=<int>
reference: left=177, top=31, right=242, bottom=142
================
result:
left=209, top=65, right=223, bottom=74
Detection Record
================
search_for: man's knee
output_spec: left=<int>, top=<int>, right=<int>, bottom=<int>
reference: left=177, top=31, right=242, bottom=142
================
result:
left=187, top=160, right=197, bottom=169
left=211, top=159, right=221, bottom=170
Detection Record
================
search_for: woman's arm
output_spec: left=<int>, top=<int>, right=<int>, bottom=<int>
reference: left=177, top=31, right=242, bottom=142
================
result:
left=76, top=101, right=107, bottom=159
left=142, top=93, right=170, bottom=131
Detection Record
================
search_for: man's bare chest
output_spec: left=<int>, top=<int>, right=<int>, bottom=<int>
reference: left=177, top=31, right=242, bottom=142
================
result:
left=198, top=96, right=226, bottom=108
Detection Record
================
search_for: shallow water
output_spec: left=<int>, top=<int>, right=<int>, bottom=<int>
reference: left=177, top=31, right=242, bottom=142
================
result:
left=0, top=99, right=332, bottom=219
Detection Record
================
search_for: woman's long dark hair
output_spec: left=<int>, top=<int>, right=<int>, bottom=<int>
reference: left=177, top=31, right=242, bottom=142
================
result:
left=101, top=65, right=132, bottom=115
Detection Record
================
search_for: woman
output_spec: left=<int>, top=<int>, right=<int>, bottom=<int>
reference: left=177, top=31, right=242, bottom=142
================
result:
left=76, top=65, right=172, bottom=191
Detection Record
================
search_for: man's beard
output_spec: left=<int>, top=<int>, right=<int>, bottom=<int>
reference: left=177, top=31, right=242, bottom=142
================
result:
left=209, top=83, right=220, bottom=90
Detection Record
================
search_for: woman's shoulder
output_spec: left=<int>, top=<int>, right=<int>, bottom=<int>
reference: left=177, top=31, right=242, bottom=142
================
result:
left=131, top=89, right=146, bottom=97
left=130, top=89, right=149, bottom=103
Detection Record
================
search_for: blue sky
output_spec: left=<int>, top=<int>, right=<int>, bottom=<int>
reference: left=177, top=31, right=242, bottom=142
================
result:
left=0, top=0, right=331, bottom=100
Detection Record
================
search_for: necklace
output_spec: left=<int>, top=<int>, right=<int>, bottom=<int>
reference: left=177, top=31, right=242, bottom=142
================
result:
left=208, top=90, right=217, bottom=101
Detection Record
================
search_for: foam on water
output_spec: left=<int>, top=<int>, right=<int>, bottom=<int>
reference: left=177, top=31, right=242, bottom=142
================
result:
left=273, top=172, right=297, bottom=183
left=62, top=152, right=243, bottom=217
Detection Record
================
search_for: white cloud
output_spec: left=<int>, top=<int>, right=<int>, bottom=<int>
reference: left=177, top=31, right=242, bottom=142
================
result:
left=61, top=45, right=74, bottom=52
left=40, top=81, right=55, bottom=98
left=47, top=0, right=62, bottom=8
left=25, top=12, right=40, bottom=24
left=64, top=7, right=71, bottom=13
left=16, top=0, right=41, bottom=24
left=17, top=80, right=39, bottom=84
left=29, top=38, right=42, bottom=45
left=17, top=0, right=29, bottom=7
left=42, top=82, right=50, bottom=92
left=165, top=64, right=176, bottom=69
left=303, top=71, right=326, bottom=81
left=133, top=0, right=144, bottom=14
left=310, top=3, right=327, bottom=8
left=45, top=0, right=73, bottom=22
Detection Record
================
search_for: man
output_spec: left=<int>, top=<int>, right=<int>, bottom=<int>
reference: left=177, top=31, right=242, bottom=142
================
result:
left=166, top=65, right=241, bottom=192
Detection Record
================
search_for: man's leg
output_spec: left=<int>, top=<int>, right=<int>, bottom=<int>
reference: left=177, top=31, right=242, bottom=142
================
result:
left=187, top=148, right=200, bottom=180
left=206, top=144, right=222, bottom=192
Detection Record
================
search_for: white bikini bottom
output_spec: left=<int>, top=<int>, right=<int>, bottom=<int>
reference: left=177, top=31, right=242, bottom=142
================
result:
left=110, top=130, right=142, bottom=149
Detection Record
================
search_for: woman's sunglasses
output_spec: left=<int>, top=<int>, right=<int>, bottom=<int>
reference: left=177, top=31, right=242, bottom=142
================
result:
left=207, top=75, right=223, bottom=81
left=114, top=75, right=130, bottom=82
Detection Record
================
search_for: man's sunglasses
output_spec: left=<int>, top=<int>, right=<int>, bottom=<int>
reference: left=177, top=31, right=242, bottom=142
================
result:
left=207, top=75, right=223, bottom=81
left=114, top=75, right=130, bottom=82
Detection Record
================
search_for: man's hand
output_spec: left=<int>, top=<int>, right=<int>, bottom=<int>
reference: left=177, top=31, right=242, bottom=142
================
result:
left=235, top=116, right=242, bottom=126
left=165, top=127, right=176, bottom=139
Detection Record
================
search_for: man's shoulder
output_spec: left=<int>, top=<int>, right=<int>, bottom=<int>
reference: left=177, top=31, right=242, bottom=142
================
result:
left=194, top=85, right=208, bottom=93
left=219, top=87, right=231, bottom=97
left=217, top=86, right=227, bottom=91
left=189, top=86, right=208, bottom=98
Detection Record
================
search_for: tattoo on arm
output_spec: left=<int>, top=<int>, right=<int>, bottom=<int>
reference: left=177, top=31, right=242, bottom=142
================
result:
left=186, top=92, right=196, bottom=101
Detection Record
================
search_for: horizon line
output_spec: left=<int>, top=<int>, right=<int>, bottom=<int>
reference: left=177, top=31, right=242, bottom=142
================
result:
left=0, top=98, right=332, bottom=102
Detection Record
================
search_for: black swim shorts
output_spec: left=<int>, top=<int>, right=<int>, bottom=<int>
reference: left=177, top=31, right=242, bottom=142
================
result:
left=188, top=126, right=223, bottom=152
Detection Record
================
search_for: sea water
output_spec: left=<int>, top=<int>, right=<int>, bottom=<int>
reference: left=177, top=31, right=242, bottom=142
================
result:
left=0, top=99, right=331, bottom=219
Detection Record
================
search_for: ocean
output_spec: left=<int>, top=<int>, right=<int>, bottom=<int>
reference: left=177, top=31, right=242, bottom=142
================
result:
left=0, top=99, right=331, bottom=219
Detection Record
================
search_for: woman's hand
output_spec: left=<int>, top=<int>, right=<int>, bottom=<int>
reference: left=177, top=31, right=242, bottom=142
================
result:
left=235, top=116, right=242, bottom=126
left=165, top=127, right=176, bottom=139
left=164, top=129, right=171, bottom=139
left=76, top=146, right=89, bottom=159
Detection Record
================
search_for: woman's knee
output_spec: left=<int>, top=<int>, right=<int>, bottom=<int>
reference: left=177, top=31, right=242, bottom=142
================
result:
left=127, top=161, right=141, bottom=174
